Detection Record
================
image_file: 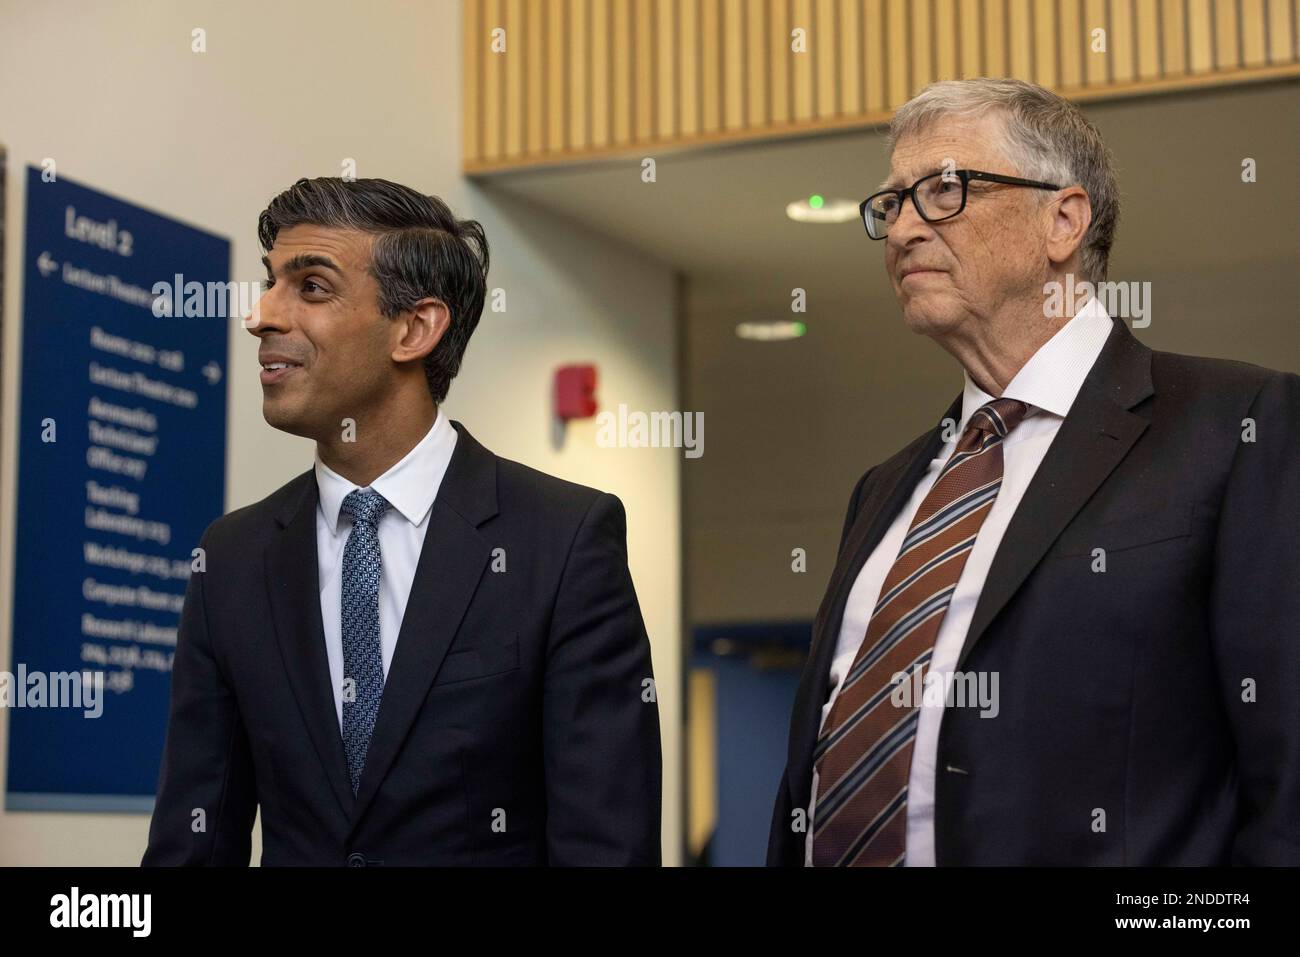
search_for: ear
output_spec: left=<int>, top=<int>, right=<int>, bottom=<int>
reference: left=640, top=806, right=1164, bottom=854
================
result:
left=1045, top=187, right=1092, bottom=270
left=392, top=297, right=451, bottom=365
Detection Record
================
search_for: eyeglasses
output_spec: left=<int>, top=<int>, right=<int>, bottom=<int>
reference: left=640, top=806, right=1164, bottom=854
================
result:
left=860, top=169, right=1061, bottom=239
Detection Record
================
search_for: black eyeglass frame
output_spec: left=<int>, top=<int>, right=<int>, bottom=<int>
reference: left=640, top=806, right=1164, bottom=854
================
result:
left=860, top=169, right=1062, bottom=239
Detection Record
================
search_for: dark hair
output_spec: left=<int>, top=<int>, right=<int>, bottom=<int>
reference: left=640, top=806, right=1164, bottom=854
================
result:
left=257, top=177, right=490, bottom=404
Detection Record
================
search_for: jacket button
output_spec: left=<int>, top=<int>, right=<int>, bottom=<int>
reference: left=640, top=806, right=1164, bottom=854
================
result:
left=346, top=852, right=367, bottom=867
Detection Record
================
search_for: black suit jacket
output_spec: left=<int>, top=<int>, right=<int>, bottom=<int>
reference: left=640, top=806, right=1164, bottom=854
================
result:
left=769, top=317, right=1300, bottom=865
left=144, top=420, right=661, bottom=866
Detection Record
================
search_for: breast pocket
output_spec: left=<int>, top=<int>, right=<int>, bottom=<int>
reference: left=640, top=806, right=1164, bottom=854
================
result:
left=1052, top=502, right=1193, bottom=558
left=433, top=635, right=520, bottom=686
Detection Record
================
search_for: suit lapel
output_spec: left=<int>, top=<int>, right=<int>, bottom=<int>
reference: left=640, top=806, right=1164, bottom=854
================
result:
left=955, top=317, right=1154, bottom=671
left=265, top=473, right=356, bottom=820
left=787, top=398, right=958, bottom=804
left=347, top=420, right=498, bottom=834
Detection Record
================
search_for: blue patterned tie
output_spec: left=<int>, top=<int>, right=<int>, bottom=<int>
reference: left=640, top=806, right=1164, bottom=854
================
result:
left=340, top=487, right=390, bottom=795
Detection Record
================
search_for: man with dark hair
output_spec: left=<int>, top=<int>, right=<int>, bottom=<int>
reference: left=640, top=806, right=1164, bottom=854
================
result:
left=143, top=178, right=662, bottom=866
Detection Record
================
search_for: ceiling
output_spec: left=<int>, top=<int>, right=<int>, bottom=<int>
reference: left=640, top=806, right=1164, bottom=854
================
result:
left=481, top=80, right=1299, bottom=314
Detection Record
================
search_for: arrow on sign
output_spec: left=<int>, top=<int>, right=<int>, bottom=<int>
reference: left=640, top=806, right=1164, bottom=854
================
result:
left=37, top=252, right=59, bottom=277
left=202, top=362, right=222, bottom=385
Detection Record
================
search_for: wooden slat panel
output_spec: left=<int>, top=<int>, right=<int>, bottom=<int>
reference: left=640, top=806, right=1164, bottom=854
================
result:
left=792, top=0, right=814, bottom=119
left=547, top=0, right=566, bottom=150
left=483, top=0, right=503, bottom=159
left=612, top=0, right=632, bottom=143
left=1084, top=0, right=1108, bottom=86
left=748, top=0, right=770, bottom=124
left=568, top=0, right=588, bottom=150
left=1162, top=0, right=1187, bottom=75
left=527, top=0, right=545, bottom=151
left=1189, top=0, right=1214, bottom=73
left=634, top=0, right=654, bottom=140
left=680, top=0, right=700, bottom=135
left=504, top=0, right=523, bottom=156
left=1215, top=0, right=1240, bottom=69
left=887, top=0, right=908, bottom=106
left=864, top=0, right=886, bottom=110
left=959, top=0, right=982, bottom=78
left=842, top=0, right=864, bottom=110
left=1111, top=0, right=1134, bottom=83
left=701, top=0, right=721, bottom=131
left=463, top=0, right=482, bottom=163
left=1007, top=0, right=1031, bottom=80
left=591, top=0, right=610, bottom=147
left=1241, top=0, right=1268, bottom=65
left=770, top=0, right=791, bottom=124
left=1060, top=0, right=1084, bottom=87
left=723, top=0, right=745, bottom=128
left=659, top=0, right=677, bottom=137
left=935, top=0, right=958, bottom=80
left=1267, top=0, right=1296, bottom=62
left=1137, top=0, right=1160, bottom=79
left=464, top=0, right=1300, bottom=171
left=817, top=0, right=838, bottom=116
left=912, top=0, right=933, bottom=91
left=984, top=0, right=1006, bottom=78
left=1033, top=0, right=1057, bottom=86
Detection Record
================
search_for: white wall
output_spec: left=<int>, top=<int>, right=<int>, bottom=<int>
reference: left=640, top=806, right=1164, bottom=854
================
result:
left=0, top=0, right=681, bottom=864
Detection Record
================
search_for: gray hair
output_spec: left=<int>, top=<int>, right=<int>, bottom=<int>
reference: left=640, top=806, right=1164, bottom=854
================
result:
left=888, top=78, right=1119, bottom=283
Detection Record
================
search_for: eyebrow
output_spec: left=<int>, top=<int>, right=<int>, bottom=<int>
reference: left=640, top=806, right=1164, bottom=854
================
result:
left=261, top=253, right=344, bottom=277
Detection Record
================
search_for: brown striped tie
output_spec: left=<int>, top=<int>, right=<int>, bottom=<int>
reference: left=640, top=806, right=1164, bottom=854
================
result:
left=811, top=397, right=1029, bottom=866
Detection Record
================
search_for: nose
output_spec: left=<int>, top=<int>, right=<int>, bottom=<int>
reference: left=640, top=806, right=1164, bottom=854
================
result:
left=886, top=191, right=933, bottom=252
left=245, top=285, right=288, bottom=338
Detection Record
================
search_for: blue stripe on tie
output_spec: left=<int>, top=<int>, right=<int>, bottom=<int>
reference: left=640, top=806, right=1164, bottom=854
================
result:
left=815, top=647, right=933, bottom=761
left=843, top=586, right=954, bottom=690
left=838, top=786, right=910, bottom=866
left=814, top=710, right=919, bottom=827
left=936, top=430, right=1001, bottom=482
left=980, top=405, right=1008, bottom=436
left=873, top=533, right=978, bottom=616
left=899, top=479, right=1000, bottom=555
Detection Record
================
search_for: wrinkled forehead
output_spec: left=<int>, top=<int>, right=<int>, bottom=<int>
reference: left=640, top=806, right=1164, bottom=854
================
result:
left=882, top=112, right=1013, bottom=189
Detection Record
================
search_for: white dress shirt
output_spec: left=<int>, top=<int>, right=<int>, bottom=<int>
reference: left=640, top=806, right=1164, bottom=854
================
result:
left=806, top=296, right=1116, bottom=866
left=314, top=412, right=458, bottom=732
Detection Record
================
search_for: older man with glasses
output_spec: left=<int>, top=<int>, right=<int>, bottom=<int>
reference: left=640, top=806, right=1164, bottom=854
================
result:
left=769, top=77, right=1299, bottom=867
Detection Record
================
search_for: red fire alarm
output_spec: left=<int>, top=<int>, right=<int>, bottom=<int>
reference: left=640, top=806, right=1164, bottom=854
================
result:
left=554, top=364, right=598, bottom=421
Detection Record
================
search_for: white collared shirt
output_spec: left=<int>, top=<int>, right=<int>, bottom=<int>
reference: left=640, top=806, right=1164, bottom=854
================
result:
left=314, top=412, right=458, bottom=732
left=806, top=296, right=1116, bottom=866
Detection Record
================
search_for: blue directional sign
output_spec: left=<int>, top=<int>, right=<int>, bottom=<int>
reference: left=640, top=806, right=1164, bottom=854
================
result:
left=6, top=167, right=229, bottom=811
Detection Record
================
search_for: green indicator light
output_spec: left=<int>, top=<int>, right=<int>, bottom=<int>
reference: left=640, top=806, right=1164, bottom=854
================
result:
left=793, top=322, right=807, bottom=337
left=809, top=195, right=824, bottom=209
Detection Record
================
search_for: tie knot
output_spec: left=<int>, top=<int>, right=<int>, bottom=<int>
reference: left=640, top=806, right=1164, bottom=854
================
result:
left=341, top=488, right=390, bottom=527
left=968, top=398, right=1029, bottom=438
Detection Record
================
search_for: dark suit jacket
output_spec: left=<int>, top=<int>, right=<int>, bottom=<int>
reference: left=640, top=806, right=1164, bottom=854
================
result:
left=143, top=420, right=661, bottom=866
left=769, top=317, right=1300, bottom=865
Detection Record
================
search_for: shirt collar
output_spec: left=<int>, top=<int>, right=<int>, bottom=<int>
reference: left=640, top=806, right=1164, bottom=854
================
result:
left=314, top=410, right=458, bottom=534
left=958, top=295, right=1115, bottom=430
